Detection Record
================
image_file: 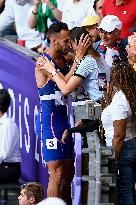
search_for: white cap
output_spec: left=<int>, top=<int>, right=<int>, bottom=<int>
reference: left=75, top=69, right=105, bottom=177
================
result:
left=37, top=197, right=66, bottom=205
left=98, top=15, right=122, bottom=32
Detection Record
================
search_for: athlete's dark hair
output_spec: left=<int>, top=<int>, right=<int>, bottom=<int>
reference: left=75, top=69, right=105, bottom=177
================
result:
left=47, top=22, right=69, bottom=38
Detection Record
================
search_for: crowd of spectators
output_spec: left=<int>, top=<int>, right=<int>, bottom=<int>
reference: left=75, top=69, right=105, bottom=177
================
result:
left=0, top=0, right=136, bottom=204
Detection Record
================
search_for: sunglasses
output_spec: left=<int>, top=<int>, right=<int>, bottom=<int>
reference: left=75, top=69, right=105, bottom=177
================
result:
left=97, top=28, right=114, bottom=35
left=21, top=184, right=37, bottom=198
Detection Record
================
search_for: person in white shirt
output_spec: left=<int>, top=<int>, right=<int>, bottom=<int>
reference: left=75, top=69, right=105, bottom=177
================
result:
left=101, top=61, right=136, bottom=204
left=0, top=89, right=21, bottom=183
left=28, top=0, right=63, bottom=32
left=28, top=0, right=64, bottom=53
left=0, top=0, right=41, bottom=49
left=62, top=0, right=93, bottom=29
left=37, top=197, right=66, bottom=205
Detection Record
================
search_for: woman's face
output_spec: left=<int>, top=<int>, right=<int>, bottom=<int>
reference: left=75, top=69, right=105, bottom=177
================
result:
left=127, top=51, right=136, bottom=66
left=70, top=39, right=77, bottom=53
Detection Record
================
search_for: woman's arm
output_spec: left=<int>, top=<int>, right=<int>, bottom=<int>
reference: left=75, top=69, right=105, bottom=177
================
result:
left=38, top=56, right=83, bottom=94
left=112, top=119, right=127, bottom=160
left=35, top=56, right=65, bottom=88
left=53, top=73, right=82, bottom=95
left=28, top=0, right=40, bottom=29
left=64, top=34, right=91, bottom=82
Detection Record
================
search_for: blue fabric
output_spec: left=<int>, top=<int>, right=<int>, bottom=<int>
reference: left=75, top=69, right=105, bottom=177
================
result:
left=36, top=54, right=74, bottom=161
left=117, top=138, right=136, bottom=205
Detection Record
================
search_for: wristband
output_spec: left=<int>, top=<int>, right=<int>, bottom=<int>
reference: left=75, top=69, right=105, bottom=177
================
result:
left=50, top=6, right=55, bottom=11
left=32, top=10, right=38, bottom=15
left=51, top=70, right=58, bottom=78
left=74, top=59, right=80, bottom=64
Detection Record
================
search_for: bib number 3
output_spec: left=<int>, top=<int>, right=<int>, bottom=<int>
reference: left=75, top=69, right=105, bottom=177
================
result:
left=46, top=138, right=57, bottom=149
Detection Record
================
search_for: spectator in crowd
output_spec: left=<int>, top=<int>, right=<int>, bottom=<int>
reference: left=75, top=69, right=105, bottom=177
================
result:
left=0, top=88, right=21, bottom=183
left=0, top=0, right=16, bottom=36
left=28, top=0, right=63, bottom=51
left=37, top=197, right=66, bottom=205
left=94, top=15, right=127, bottom=68
left=81, top=15, right=100, bottom=43
left=61, top=0, right=93, bottom=29
left=102, top=0, right=136, bottom=39
left=18, top=182, right=45, bottom=205
left=126, top=33, right=136, bottom=71
left=39, top=27, right=109, bottom=103
left=35, top=22, right=75, bottom=204
left=93, top=0, right=104, bottom=18
left=101, top=61, right=136, bottom=204
left=0, top=0, right=41, bottom=50
left=28, top=0, right=63, bottom=31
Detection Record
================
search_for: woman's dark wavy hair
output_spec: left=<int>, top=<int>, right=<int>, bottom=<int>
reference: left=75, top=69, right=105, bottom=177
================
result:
left=0, top=89, right=10, bottom=114
left=105, top=60, right=136, bottom=132
left=70, top=27, right=100, bottom=60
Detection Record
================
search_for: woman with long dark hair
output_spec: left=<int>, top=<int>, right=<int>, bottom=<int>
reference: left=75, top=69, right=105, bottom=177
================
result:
left=101, top=61, right=136, bottom=204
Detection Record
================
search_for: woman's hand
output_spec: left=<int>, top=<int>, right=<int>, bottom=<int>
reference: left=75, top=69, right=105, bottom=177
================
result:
left=61, top=129, right=69, bottom=144
left=75, top=120, right=83, bottom=127
left=75, top=34, right=91, bottom=61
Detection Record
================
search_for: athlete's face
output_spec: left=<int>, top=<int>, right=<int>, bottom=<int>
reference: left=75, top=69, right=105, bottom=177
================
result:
left=56, top=29, right=71, bottom=55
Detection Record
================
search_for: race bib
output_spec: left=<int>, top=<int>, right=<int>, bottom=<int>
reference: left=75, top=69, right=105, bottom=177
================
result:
left=46, top=138, right=57, bottom=149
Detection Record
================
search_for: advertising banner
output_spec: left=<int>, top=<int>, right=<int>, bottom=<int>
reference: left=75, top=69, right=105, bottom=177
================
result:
left=0, top=42, right=48, bottom=190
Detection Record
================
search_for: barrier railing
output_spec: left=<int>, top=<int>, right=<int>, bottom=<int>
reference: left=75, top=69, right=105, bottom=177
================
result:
left=72, top=100, right=117, bottom=205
